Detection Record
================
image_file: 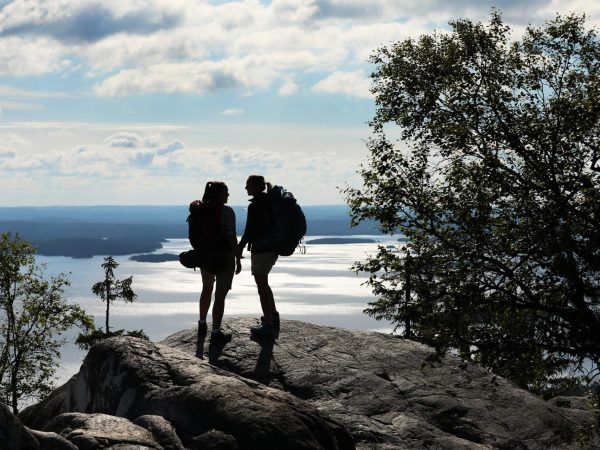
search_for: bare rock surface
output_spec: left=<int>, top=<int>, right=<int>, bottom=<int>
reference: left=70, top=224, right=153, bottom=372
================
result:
left=28, top=429, right=78, bottom=450
left=189, top=429, right=239, bottom=449
left=162, top=318, right=597, bottom=450
left=14, top=318, right=598, bottom=449
left=0, top=402, right=39, bottom=450
left=44, top=413, right=162, bottom=450
left=134, top=414, right=185, bottom=450
left=19, top=335, right=354, bottom=450
left=1, top=402, right=78, bottom=450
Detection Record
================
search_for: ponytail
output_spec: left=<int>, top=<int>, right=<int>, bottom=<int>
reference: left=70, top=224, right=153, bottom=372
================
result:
left=247, top=175, right=271, bottom=193
left=202, top=181, right=228, bottom=202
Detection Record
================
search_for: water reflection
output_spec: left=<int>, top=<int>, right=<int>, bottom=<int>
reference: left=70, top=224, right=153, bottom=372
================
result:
left=39, top=236, right=398, bottom=385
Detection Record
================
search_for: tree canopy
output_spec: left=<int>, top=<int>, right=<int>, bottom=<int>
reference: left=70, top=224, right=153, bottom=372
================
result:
left=346, top=11, right=600, bottom=390
left=0, top=233, right=93, bottom=413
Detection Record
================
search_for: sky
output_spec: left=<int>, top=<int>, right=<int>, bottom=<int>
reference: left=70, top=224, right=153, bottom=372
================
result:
left=0, top=0, right=598, bottom=206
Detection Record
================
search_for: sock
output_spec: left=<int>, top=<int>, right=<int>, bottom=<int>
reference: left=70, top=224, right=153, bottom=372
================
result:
left=198, top=319, right=206, bottom=325
left=212, top=325, right=220, bottom=333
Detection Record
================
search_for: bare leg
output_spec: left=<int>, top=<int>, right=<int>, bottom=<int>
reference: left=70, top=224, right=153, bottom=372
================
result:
left=196, top=277, right=214, bottom=357
left=199, top=283, right=213, bottom=321
left=212, top=290, right=226, bottom=330
left=254, top=274, right=276, bottom=324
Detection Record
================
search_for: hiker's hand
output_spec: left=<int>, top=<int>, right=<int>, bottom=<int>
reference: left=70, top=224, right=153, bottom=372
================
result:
left=235, top=259, right=242, bottom=275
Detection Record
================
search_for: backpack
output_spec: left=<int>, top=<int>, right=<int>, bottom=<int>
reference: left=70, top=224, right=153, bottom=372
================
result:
left=180, top=200, right=230, bottom=273
left=252, top=186, right=307, bottom=256
left=187, top=200, right=230, bottom=252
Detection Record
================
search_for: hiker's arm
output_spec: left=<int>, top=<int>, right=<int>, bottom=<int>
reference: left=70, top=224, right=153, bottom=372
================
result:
left=239, top=204, right=255, bottom=253
left=238, top=231, right=248, bottom=253
left=225, top=208, right=242, bottom=273
left=228, top=234, right=242, bottom=274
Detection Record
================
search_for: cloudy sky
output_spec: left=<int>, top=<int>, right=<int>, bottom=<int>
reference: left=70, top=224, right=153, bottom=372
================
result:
left=0, top=0, right=597, bottom=206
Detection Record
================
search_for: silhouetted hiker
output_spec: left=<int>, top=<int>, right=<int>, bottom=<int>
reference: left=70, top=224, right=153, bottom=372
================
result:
left=189, top=181, right=242, bottom=347
left=239, top=175, right=280, bottom=338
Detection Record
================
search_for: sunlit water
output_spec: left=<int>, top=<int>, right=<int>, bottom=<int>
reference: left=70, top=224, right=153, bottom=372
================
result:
left=35, top=236, right=400, bottom=387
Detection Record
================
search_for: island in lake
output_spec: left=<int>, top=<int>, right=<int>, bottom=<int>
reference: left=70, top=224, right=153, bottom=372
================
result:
left=306, top=237, right=377, bottom=245
left=129, top=253, right=180, bottom=263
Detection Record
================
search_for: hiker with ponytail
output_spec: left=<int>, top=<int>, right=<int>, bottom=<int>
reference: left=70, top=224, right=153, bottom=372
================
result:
left=189, top=181, right=242, bottom=350
left=239, top=175, right=280, bottom=338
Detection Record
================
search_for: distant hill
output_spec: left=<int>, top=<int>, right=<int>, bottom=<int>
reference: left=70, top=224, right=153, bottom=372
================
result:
left=0, top=205, right=382, bottom=258
left=306, top=238, right=377, bottom=244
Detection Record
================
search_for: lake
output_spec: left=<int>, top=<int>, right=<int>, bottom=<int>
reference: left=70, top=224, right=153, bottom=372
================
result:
left=36, top=236, right=399, bottom=387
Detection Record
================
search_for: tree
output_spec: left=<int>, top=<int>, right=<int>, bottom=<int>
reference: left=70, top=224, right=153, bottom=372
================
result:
left=76, top=256, right=147, bottom=350
left=0, top=233, right=94, bottom=413
left=93, top=256, right=136, bottom=334
left=346, top=11, right=600, bottom=390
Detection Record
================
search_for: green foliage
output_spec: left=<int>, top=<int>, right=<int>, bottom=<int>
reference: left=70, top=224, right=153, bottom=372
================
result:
left=92, top=256, right=136, bottom=334
left=347, top=11, right=600, bottom=390
left=77, top=256, right=145, bottom=350
left=0, top=233, right=94, bottom=413
left=75, top=328, right=149, bottom=351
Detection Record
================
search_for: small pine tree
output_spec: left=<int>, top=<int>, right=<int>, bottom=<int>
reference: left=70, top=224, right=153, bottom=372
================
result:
left=76, top=256, right=147, bottom=350
left=93, top=256, right=135, bottom=334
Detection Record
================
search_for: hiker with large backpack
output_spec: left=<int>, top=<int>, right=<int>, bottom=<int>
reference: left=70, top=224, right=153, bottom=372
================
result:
left=239, top=175, right=306, bottom=338
left=189, top=181, right=242, bottom=347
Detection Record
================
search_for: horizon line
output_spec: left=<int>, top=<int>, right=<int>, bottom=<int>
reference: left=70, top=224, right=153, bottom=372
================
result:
left=0, top=204, right=349, bottom=208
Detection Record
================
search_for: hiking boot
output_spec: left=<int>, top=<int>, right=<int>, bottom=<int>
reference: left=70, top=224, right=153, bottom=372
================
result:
left=251, top=323, right=275, bottom=339
left=210, top=330, right=232, bottom=344
left=196, top=322, right=207, bottom=358
left=260, top=312, right=280, bottom=330
left=271, top=311, right=280, bottom=330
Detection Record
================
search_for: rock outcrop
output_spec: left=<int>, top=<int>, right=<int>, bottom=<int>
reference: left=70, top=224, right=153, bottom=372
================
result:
left=162, top=318, right=597, bottom=450
left=19, top=334, right=353, bottom=449
left=1, top=402, right=40, bottom=450
left=15, top=318, right=597, bottom=449
left=0, top=402, right=77, bottom=450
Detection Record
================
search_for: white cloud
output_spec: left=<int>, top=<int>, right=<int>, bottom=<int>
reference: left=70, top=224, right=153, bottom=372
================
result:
left=0, top=152, right=56, bottom=171
left=219, top=108, right=244, bottom=116
left=0, top=36, right=67, bottom=75
left=220, top=148, right=284, bottom=170
left=0, top=121, right=369, bottom=205
left=279, top=79, right=298, bottom=96
left=83, top=27, right=218, bottom=72
left=0, top=130, right=187, bottom=179
left=271, top=0, right=320, bottom=23
left=156, top=141, right=184, bottom=155
left=3, top=1, right=600, bottom=205
left=105, top=132, right=143, bottom=148
left=3, top=0, right=595, bottom=95
left=312, top=70, right=372, bottom=98
left=0, top=0, right=182, bottom=43
left=143, top=134, right=162, bottom=148
left=0, top=132, right=29, bottom=148
left=93, top=58, right=276, bottom=96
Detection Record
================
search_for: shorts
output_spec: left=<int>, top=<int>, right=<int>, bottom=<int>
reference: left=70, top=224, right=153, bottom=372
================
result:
left=251, top=252, right=278, bottom=276
left=200, top=252, right=235, bottom=295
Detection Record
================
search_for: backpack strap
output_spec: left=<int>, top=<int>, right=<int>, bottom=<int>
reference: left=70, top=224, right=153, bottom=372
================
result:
left=214, top=203, right=223, bottom=232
